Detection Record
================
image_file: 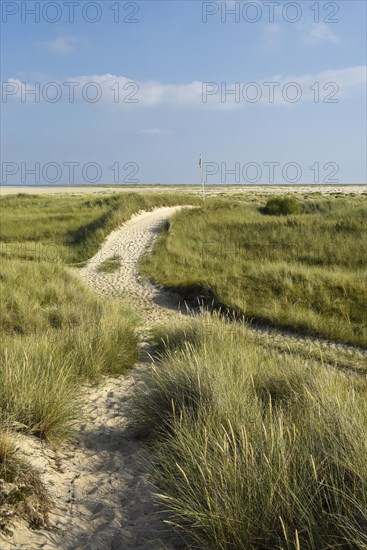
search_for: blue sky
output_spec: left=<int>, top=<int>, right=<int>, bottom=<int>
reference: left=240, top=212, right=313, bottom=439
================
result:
left=1, top=0, right=366, bottom=185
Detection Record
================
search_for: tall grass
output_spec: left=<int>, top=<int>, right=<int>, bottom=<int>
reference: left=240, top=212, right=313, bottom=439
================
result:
left=0, top=258, right=139, bottom=441
left=133, top=315, right=367, bottom=549
left=0, top=346, right=80, bottom=442
left=140, top=198, right=367, bottom=346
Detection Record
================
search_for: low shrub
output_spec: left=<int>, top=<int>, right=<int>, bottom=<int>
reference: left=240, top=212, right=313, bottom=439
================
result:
left=261, top=197, right=302, bottom=216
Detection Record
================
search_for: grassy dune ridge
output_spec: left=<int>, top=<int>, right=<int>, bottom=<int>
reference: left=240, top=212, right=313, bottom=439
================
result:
left=0, top=192, right=201, bottom=264
left=133, top=314, right=367, bottom=549
left=140, top=196, right=367, bottom=346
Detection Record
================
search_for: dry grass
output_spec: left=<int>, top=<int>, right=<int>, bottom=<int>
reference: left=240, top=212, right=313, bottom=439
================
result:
left=0, top=432, right=51, bottom=533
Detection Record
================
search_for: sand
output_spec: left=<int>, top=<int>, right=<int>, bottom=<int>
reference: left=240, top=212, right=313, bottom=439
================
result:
left=1, top=184, right=366, bottom=196
left=78, top=207, right=187, bottom=325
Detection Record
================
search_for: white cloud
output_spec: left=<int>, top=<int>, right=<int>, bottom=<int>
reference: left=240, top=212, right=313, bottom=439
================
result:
left=139, top=128, right=171, bottom=136
left=66, top=67, right=365, bottom=108
left=44, top=35, right=78, bottom=54
left=305, top=23, right=339, bottom=44
left=2, top=66, right=365, bottom=109
left=262, top=23, right=282, bottom=50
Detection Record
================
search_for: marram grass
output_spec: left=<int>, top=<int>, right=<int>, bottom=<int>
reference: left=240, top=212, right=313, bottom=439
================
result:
left=140, top=198, right=367, bottom=346
left=133, top=314, right=367, bottom=549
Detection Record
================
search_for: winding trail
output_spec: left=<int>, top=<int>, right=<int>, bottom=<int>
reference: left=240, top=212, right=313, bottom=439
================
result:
left=2, top=206, right=365, bottom=550
left=78, top=206, right=186, bottom=326
left=77, top=206, right=366, bottom=372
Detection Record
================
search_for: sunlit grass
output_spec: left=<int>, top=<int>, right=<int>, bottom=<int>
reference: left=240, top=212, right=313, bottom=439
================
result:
left=140, top=197, right=367, bottom=346
left=0, top=192, right=201, bottom=264
left=133, top=314, right=367, bottom=549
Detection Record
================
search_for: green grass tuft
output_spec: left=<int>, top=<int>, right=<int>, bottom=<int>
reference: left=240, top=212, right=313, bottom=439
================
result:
left=97, top=255, right=122, bottom=273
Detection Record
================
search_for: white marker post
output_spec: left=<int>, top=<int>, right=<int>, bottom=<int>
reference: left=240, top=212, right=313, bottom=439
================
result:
left=199, top=153, right=205, bottom=201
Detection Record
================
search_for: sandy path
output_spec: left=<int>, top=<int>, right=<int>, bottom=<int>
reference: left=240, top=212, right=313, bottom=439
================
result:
left=78, top=207, right=185, bottom=325
left=1, top=366, right=186, bottom=550
left=1, top=208, right=188, bottom=550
